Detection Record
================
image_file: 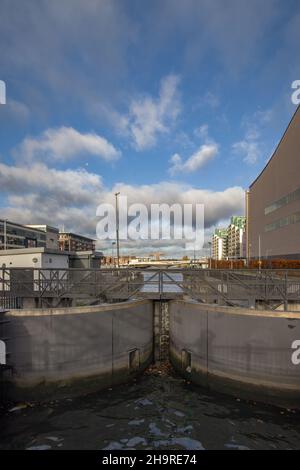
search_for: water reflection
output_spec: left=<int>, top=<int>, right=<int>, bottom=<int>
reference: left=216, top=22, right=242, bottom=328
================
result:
left=141, top=271, right=183, bottom=293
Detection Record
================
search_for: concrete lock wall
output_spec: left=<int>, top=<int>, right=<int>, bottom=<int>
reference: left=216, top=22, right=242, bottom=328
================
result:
left=169, top=300, right=300, bottom=408
left=2, top=299, right=153, bottom=400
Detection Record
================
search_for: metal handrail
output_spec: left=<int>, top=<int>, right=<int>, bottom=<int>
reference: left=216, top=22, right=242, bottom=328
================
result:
left=1, top=267, right=300, bottom=309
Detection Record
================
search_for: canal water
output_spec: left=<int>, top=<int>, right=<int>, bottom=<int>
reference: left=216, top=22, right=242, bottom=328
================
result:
left=0, top=364, right=299, bottom=450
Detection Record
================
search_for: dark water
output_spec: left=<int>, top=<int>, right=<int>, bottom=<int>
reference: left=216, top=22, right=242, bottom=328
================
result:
left=0, top=366, right=299, bottom=450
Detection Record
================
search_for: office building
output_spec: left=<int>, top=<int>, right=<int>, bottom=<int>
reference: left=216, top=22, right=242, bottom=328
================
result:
left=26, top=225, right=59, bottom=250
left=0, top=219, right=47, bottom=250
left=246, top=106, right=300, bottom=259
left=59, top=232, right=96, bottom=252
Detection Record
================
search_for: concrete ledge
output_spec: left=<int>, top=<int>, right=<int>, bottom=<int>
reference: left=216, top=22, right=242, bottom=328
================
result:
left=169, top=300, right=300, bottom=408
left=7, top=298, right=151, bottom=316
left=171, top=299, right=300, bottom=318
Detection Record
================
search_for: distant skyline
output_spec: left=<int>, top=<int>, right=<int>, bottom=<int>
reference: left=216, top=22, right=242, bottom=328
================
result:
left=0, top=0, right=300, bottom=255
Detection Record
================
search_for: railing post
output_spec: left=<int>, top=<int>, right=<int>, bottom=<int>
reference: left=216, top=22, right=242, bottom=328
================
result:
left=284, top=272, right=288, bottom=312
left=159, top=271, right=163, bottom=297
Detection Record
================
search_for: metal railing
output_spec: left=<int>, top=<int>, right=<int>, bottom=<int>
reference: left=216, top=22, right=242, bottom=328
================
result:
left=1, top=267, right=300, bottom=309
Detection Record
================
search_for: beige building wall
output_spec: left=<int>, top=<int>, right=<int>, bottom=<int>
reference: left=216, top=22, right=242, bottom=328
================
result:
left=248, top=106, right=300, bottom=259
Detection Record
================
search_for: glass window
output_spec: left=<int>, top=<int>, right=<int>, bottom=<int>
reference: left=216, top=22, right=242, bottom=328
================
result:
left=265, top=187, right=300, bottom=215
left=265, top=211, right=300, bottom=232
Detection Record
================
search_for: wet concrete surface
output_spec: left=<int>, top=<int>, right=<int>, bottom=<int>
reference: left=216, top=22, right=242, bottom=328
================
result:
left=0, top=365, right=299, bottom=450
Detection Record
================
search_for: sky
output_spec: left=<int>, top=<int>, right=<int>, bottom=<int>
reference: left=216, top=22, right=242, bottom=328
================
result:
left=0, top=0, right=300, bottom=256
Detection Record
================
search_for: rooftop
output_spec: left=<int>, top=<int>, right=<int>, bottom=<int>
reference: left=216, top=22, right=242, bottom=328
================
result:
left=0, top=247, right=70, bottom=256
left=0, top=219, right=45, bottom=234
left=59, top=232, right=96, bottom=242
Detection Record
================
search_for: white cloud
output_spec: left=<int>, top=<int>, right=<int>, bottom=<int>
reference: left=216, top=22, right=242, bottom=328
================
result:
left=169, top=124, right=218, bottom=174
left=0, top=160, right=244, bottom=254
left=232, top=140, right=260, bottom=165
left=0, top=162, right=103, bottom=207
left=194, top=124, right=209, bottom=139
left=111, top=182, right=244, bottom=229
left=14, top=127, right=121, bottom=163
left=127, top=74, right=181, bottom=150
left=169, top=143, right=218, bottom=175
left=232, top=108, right=273, bottom=165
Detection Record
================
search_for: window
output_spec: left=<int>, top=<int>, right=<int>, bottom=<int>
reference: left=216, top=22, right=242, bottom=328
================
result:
left=265, top=211, right=300, bottom=232
left=265, top=187, right=300, bottom=215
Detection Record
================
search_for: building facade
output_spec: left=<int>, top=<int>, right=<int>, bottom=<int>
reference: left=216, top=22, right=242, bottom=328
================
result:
left=69, top=251, right=103, bottom=269
left=0, top=247, right=69, bottom=269
left=0, top=219, right=47, bottom=250
left=246, top=106, right=300, bottom=260
left=212, top=228, right=228, bottom=260
left=26, top=225, right=59, bottom=250
left=59, top=232, right=96, bottom=252
left=227, top=216, right=246, bottom=259
left=211, top=216, right=246, bottom=260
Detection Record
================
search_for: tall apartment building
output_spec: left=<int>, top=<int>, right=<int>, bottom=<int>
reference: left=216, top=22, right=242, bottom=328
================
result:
left=212, top=228, right=228, bottom=260
left=227, top=216, right=246, bottom=259
left=59, top=232, right=96, bottom=252
left=211, top=216, right=246, bottom=260
left=0, top=219, right=47, bottom=250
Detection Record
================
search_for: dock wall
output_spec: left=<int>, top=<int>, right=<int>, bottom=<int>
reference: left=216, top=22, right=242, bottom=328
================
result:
left=1, top=299, right=153, bottom=400
left=169, top=300, right=300, bottom=408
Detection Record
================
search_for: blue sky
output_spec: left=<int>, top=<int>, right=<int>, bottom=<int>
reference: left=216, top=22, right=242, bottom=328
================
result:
left=0, top=0, right=299, bottom=255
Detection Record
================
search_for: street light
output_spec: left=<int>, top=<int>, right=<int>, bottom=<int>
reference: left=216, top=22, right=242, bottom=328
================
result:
left=3, top=219, right=7, bottom=250
left=115, top=192, right=120, bottom=268
left=112, top=241, right=116, bottom=267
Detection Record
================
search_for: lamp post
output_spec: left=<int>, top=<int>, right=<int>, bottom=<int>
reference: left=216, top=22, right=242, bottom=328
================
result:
left=115, top=192, right=120, bottom=268
left=112, top=241, right=116, bottom=267
left=248, top=243, right=252, bottom=268
left=4, top=219, right=7, bottom=250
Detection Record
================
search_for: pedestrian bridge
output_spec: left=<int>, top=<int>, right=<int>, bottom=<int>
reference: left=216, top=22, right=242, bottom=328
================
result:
left=1, top=267, right=300, bottom=310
